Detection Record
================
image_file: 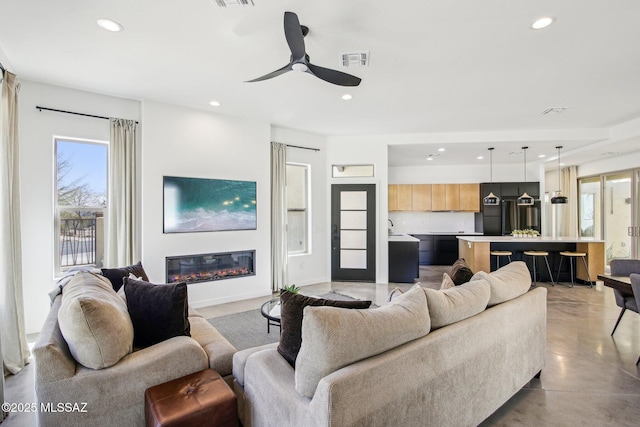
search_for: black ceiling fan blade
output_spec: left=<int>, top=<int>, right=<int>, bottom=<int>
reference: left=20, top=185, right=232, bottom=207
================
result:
left=284, top=11, right=306, bottom=60
left=246, top=64, right=293, bottom=82
left=307, top=63, right=361, bottom=87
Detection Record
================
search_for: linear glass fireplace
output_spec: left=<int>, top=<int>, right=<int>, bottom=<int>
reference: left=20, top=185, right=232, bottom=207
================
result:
left=166, top=250, right=255, bottom=284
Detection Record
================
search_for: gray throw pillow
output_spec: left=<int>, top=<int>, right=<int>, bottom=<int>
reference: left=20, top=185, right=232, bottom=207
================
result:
left=277, top=291, right=372, bottom=368
left=470, top=261, right=531, bottom=306
left=58, top=272, right=134, bottom=369
left=423, top=280, right=490, bottom=329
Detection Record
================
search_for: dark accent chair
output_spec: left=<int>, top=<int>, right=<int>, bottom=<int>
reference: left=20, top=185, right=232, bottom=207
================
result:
left=631, top=273, right=640, bottom=365
left=609, top=259, right=640, bottom=336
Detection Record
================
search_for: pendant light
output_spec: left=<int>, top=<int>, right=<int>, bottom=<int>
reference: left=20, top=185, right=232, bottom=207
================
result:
left=551, top=145, right=568, bottom=204
left=517, top=146, right=534, bottom=206
left=483, top=147, right=500, bottom=206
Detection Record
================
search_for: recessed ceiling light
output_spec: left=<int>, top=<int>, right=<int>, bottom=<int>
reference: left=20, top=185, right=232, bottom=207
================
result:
left=477, top=156, right=484, bottom=160
left=438, top=148, right=445, bottom=152
left=531, top=16, right=555, bottom=30
left=209, top=100, right=221, bottom=107
left=97, top=19, right=124, bottom=32
left=538, top=154, right=546, bottom=158
left=427, top=157, right=433, bottom=161
left=559, top=163, right=565, bottom=166
left=341, top=94, right=353, bottom=101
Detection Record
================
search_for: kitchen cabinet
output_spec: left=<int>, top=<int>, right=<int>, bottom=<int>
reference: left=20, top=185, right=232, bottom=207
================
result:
left=459, top=183, right=480, bottom=211
left=390, top=183, right=480, bottom=213
left=431, top=184, right=447, bottom=211
left=432, top=184, right=461, bottom=211
left=389, top=237, right=420, bottom=283
left=388, top=185, right=397, bottom=211
left=411, top=184, right=432, bottom=211
left=412, top=234, right=459, bottom=266
left=388, top=184, right=413, bottom=211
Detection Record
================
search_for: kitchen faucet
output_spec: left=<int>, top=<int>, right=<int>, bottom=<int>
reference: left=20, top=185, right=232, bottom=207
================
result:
left=388, top=219, right=394, bottom=227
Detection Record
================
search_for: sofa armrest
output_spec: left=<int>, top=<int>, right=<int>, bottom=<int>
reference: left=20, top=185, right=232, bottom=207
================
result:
left=33, top=296, right=76, bottom=383
left=36, top=336, right=209, bottom=427
left=233, top=342, right=279, bottom=388
left=189, top=316, right=237, bottom=376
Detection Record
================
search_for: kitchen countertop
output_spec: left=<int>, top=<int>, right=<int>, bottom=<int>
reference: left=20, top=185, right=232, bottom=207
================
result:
left=456, top=236, right=605, bottom=243
left=388, top=234, right=420, bottom=242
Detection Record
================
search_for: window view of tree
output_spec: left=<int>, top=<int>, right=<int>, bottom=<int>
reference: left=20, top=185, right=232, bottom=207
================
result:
left=55, top=139, right=108, bottom=275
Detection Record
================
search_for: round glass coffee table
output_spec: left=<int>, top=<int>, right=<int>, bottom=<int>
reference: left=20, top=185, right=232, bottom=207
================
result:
left=260, top=298, right=281, bottom=334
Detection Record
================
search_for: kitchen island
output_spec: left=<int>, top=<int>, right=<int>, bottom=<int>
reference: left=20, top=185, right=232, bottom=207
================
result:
left=458, top=236, right=605, bottom=285
left=389, top=234, right=420, bottom=283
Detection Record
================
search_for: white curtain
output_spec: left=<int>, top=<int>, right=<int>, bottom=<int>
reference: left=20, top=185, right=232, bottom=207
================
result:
left=271, top=142, right=288, bottom=292
left=559, top=165, right=578, bottom=237
left=106, top=118, right=139, bottom=267
left=1, top=70, right=29, bottom=378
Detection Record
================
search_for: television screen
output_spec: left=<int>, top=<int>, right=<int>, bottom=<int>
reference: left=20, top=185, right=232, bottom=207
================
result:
left=163, top=176, right=257, bottom=233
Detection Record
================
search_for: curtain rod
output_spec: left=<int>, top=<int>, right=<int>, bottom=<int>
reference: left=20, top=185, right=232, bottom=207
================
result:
left=272, top=141, right=320, bottom=152
left=36, top=105, right=139, bottom=124
left=0, top=62, right=5, bottom=73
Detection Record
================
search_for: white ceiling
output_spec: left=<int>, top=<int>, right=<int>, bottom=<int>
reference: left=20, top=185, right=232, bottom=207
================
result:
left=1, top=0, right=640, bottom=167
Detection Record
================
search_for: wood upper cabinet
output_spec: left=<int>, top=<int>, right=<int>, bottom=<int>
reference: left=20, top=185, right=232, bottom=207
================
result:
left=388, top=184, right=412, bottom=211
left=396, top=184, right=412, bottom=210
left=459, top=183, right=480, bottom=212
left=390, top=183, right=480, bottom=212
left=431, top=184, right=447, bottom=211
left=411, top=184, right=432, bottom=211
left=388, top=184, right=398, bottom=211
left=445, top=184, right=460, bottom=211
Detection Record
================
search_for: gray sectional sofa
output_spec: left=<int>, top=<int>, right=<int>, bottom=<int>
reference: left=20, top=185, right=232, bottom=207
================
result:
left=233, top=261, right=547, bottom=427
left=33, top=272, right=236, bottom=427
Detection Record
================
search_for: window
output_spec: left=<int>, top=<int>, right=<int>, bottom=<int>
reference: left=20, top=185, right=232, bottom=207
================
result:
left=55, top=139, right=108, bottom=276
left=286, top=163, right=310, bottom=254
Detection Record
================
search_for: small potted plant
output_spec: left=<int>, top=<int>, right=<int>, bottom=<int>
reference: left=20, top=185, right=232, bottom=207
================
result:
left=281, top=284, right=300, bottom=294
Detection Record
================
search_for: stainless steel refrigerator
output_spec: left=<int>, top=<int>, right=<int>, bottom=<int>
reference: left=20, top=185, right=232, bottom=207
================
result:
left=501, top=199, right=541, bottom=235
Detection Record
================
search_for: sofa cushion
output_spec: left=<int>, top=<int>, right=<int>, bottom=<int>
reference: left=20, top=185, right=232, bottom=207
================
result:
left=123, top=278, right=190, bottom=348
left=470, top=261, right=531, bottom=306
left=58, top=272, right=134, bottom=369
left=294, top=285, right=430, bottom=398
left=423, top=280, right=490, bottom=329
left=450, top=258, right=474, bottom=285
left=101, top=261, right=149, bottom=292
left=277, top=290, right=372, bottom=367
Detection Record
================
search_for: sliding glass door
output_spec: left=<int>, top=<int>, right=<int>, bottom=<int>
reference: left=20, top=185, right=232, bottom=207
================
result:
left=580, top=169, right=640, bottom=266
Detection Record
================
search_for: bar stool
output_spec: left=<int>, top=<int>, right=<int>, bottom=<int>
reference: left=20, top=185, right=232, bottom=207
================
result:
left=523, top=250, right=554, bottom=287
left=557, top=251, right=593, bottom=288
left=490, top=250, right=512, bottom=270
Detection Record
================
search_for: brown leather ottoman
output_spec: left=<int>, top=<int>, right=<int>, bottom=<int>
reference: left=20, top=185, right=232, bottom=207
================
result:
left=145, top=369, right=237, bottom=427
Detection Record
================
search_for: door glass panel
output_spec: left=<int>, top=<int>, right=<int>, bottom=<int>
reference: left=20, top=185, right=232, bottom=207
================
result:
left=340, top=191, right=367, bottom=210
left=603, top=172, right=632, bottom=264
left=578, top=176, right=601, bottom=238
left=340, top=211, right=367, bottom=229
left=340, top=249, right=367, bottom=269
left=340, top=230, right=367, bottom=249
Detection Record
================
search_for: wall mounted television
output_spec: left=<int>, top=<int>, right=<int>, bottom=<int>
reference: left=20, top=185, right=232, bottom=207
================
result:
left=163, top=176, right=257, bottom=233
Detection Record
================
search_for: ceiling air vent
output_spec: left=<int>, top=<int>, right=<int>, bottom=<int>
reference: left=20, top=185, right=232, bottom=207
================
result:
left=340, top=51, right=370, bottom=67
left=540, top=107, right=567, bottom=116
left=213, top=0, right=254, bottom=7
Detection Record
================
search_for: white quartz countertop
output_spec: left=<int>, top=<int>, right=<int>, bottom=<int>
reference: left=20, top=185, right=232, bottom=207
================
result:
left=414, top=232, right=483, bottom=236
left=388, top=234, right=420, bottom=242
left=456, top=236, right=605, bottom=243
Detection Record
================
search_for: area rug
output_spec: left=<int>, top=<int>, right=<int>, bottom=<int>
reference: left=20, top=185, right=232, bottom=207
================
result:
left=207, top=291, right=361, bottom=351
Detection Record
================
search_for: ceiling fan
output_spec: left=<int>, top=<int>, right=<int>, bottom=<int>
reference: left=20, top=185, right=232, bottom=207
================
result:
left=246, top=11, right=361, bottom=87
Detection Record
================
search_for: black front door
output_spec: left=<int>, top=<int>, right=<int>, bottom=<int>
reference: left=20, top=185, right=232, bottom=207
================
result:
left=331, top=184, right=376, bottom=282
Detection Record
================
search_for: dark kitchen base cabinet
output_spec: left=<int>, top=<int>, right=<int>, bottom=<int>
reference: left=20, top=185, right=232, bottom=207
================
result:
left=412, top=235, right=459, bottom=266
left=389, top=241, right=419, bottom=283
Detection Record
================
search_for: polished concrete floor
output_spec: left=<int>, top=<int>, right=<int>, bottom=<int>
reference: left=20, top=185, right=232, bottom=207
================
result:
left=3, top=267, right=640, bottom=426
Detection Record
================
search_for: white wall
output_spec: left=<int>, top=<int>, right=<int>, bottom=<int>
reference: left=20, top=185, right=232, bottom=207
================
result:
left=389, top=162, right=540, bottom=184
left=271, top=126, right=329, bottom=287
left=18, top=80, right=141, bottom=334
left=578, top=151, right=640, bottom=178
left=326, top=135, right=389, bottom=283
left=140, top=101, right=272, bottom=308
